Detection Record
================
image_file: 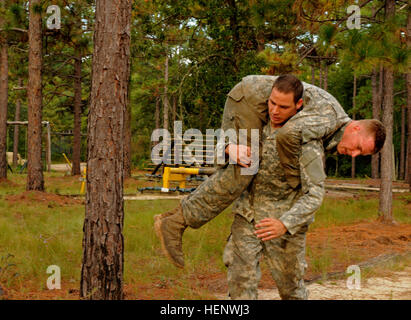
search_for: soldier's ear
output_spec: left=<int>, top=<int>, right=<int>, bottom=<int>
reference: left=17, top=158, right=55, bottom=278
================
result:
left=296, top=98, right=303, bottom=110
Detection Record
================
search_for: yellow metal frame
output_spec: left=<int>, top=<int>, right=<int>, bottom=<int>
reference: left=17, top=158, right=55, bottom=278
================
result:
left=162, top=166, right=203, bottom=192
left=80, top=167, right=87, bottom=194
left=62, top=153, right=72, bottom=170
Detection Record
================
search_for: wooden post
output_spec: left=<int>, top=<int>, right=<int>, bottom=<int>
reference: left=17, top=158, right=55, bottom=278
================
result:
left=47, top=122, right=51, bottom=172
left=13, top=79, right=22, bottom=166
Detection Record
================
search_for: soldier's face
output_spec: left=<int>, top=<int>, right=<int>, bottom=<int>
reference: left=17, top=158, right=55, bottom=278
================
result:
left=337, top=122, right=375, bottom=157
left=268, top=88, right=303, bottom=128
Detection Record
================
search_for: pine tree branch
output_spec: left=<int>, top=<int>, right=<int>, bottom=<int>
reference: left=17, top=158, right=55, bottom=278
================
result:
left=0, top=27, right=27, bottom=33
left=298, top=0, right=373, bottom=24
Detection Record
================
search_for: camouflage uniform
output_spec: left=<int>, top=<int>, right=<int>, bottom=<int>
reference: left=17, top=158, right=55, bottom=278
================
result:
left=276, top=84, right=351, bottom=188
left=182, top=75, right=350, bottom=228
left=223, top=124, right=326, bottom=300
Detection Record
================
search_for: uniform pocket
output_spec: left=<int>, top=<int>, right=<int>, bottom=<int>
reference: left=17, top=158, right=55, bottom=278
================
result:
left=300, top=147, right=326, bottom=184
left=227, top=82, right=244, bottom=102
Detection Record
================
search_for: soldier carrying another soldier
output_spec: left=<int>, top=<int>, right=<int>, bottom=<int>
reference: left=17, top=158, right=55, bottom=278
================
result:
left=154, top=74, right=386, bottom=299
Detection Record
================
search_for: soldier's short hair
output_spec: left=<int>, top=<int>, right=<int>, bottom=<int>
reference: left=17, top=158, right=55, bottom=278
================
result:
left=361, top=119, right=386, bottom=154
left=272, top=74, right=304, bottom=104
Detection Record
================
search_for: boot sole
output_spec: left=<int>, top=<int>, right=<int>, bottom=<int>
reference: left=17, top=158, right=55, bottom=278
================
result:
left=154, top=217, right=184, bottom=269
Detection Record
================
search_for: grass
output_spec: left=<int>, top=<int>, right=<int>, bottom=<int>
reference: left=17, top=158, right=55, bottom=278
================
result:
left=0, top=172, right=232, bottom=299
left=310, top=196, right=411, bottom=229
left=0, top=171, right=410, bottom=299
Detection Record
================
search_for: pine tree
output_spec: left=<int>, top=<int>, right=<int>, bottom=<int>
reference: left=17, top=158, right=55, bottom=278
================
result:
left=0, top=1, right=8, bottom=179
left=81, top=0, right=131, bottom=300
left=26, top=0, right=44, bottom=191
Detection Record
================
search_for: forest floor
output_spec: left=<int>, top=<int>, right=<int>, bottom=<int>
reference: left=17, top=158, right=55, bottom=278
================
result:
left=0, top=170, right=410, bottom=300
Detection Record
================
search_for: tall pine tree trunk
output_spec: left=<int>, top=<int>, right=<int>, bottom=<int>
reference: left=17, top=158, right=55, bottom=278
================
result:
left=311, top=65, right=316, bottom=86
left=27, top=0, right=44, bottom=191
left=351, top=74, right=357, bottom=179
left=408, top=73, right=411, bottom=187
left=400, top=104, right=406, bottom=180
left=319, top=60, right=323, bottom=89
left=371, top=68, right=381, bottom=178
left=123, top=90, right=131, bottom=179
left=0, top=21, right=8, bottom=179
left=172, top=95, right=177, bottom=125
left=323, top=63, right=328, bottom=91
left=153, top=95, right=160, bottom=150
left=155, top=95, right=160, bottom=130
left=81, top=0, right=131, bottom=300
left=13, top=78, right=22, bottom=167
left=163, top=51, right=169, bottom=131
left=378, top=0, right=395, bottom=223
left=72, top=52, right=82, bottom=176
left=406, top=7, right=411, bottom=188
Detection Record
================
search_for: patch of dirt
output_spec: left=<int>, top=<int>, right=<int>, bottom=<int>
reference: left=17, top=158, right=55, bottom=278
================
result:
left=213, top=220, right=411, bottom=297
left=0, top=178, right=19, bottom=188
left=5, top=191, right=83, bottom=207
left=216, top=266, right=411, bottom=300
left=304, top=221, right=411, bottom=278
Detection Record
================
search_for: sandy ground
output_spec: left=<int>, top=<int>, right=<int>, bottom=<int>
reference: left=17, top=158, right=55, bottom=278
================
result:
left=50, top=163, right=87, bottom=172
left=216, top=266, right=411, bottom=300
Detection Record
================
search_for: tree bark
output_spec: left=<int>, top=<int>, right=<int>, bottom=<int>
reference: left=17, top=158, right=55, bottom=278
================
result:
left=408, top=72, right=411, bottom=187
left=163, top=51, right=169, bottom=131
left=72, top=52, right=82, bottom=176
left=351, top=74, right=357, bottom=179
left=13, top=78, right=22, bottom=167
left=406, top=7, right=411, bottom=188
left=323, top=63, right=328, bottom=91
left=153, top=95, right=161, bottom=150
left=311, top=65, right=316, bottom=86
left=400, top=104, right=406, bottom=180
left=319, top=60, right=323, bottom=89
left=81, top=0, right=131, bottom=300
left=123, top=89, right=131, bottom=179
left=378, top=0, right=395, bottom=223
left=172, top=95, right=177, bottom=125
left=0, top=22, right=8, bottom=179
left=27, top=0, right=44, bottom=191
left=155, top=95, right=160, bottom=130
left=371, top=68, right=381, bottom=178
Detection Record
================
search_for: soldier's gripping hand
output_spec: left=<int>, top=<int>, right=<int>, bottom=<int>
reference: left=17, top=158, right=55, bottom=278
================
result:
left=225, top=144, right=251, bottom=168
left=254, top=218, right=287, bottom=241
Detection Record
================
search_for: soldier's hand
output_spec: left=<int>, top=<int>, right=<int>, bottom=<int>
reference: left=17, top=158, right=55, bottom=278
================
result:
left=225, top=144, right=251, bottom=168
left=254, top=218, right=287, bottom=241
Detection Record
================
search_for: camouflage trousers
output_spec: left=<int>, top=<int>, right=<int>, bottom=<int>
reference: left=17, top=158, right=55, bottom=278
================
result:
left=182, top=164, right=255, bottom=228
left=181, top=93, right=264, bottom=228
left=223, top=214, right=308, bottom=300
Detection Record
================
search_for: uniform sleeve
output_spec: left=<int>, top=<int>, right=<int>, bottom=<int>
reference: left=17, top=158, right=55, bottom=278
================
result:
left=278, top=140, right=326, bottom=235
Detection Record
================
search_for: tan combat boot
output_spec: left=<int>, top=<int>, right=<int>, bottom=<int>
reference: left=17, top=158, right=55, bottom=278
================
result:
left=154, top=205, right=187, bottom=268
left=153, top=205, right=179, bottom=224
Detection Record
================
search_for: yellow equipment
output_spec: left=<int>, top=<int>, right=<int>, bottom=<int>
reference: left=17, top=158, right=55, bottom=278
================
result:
left=80, top=167, right=87, bottom=194
left=62, top=153, right=72, bottom=170
left=161, top=166, right=215, bottom=192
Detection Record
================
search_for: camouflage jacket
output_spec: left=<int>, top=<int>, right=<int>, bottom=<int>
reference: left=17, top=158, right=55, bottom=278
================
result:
left=232, top=124, right=326, bottom=235
left=227, top=75, right=351, bottom=147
